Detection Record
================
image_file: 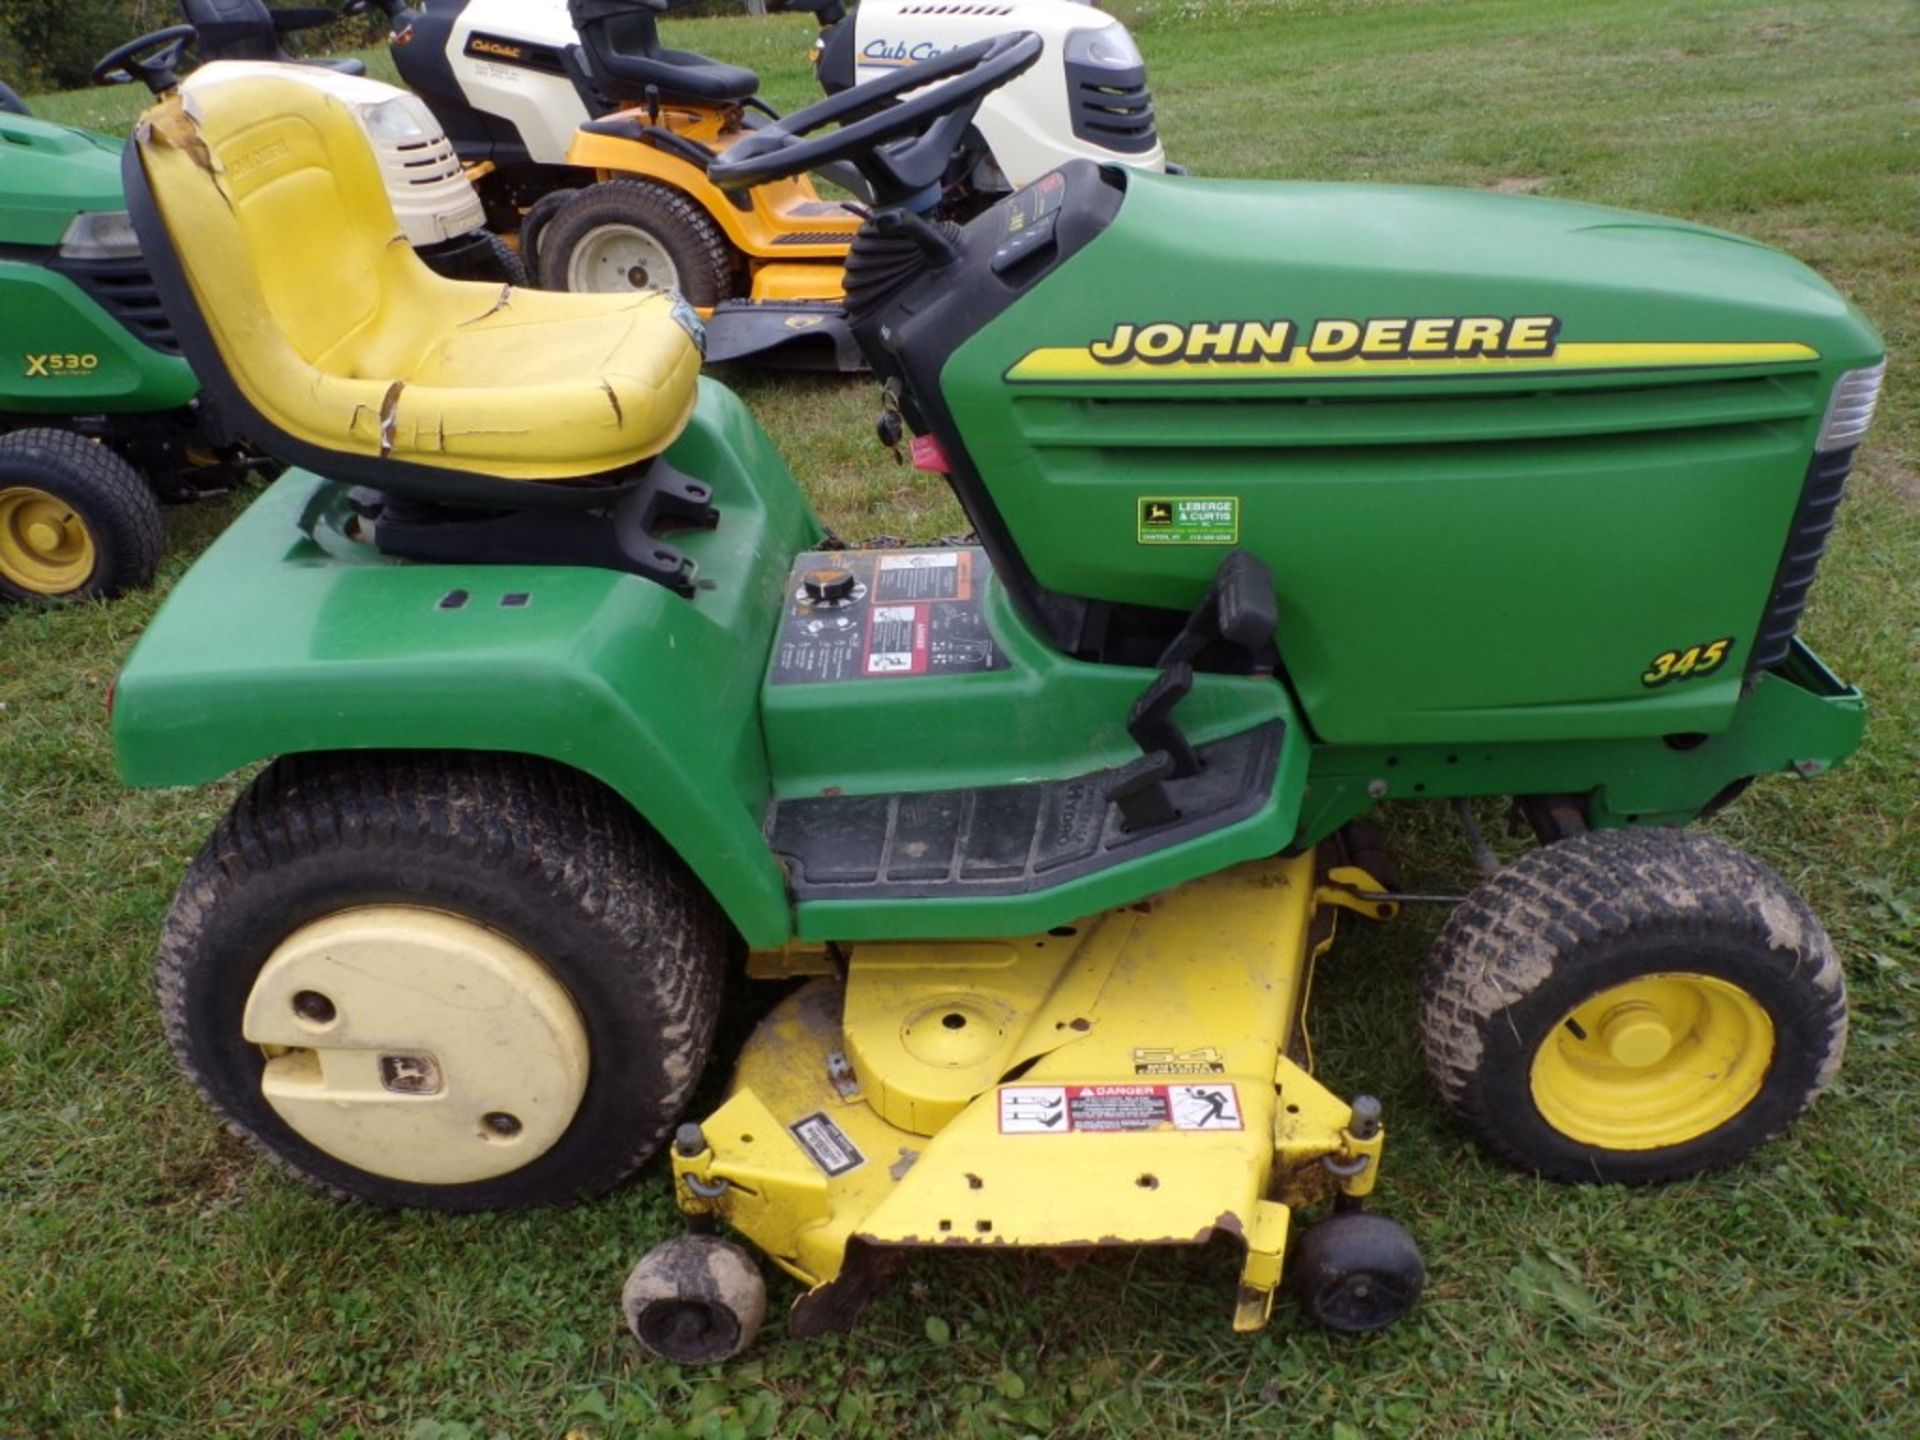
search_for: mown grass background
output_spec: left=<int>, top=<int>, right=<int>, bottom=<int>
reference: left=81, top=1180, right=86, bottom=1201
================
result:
left=4, top=0, right=1916, bottom=1435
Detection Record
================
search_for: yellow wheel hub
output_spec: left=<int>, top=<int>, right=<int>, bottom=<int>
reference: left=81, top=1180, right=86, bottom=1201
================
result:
left=1530, top=973, right=1775, bottom=1150
left=0, top=486, right=96, bottom=594
left=243, top=906, right=590, bottom=1185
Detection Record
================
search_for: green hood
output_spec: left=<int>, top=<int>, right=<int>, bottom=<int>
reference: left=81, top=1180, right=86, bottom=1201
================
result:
left=0, top=112, right=128, bottom=248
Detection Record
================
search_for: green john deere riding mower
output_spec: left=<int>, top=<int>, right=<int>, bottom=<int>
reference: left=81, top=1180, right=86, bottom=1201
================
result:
left=0, top=81, right=237, bottom=601
left=111, top=35, right=1882, bottom=1359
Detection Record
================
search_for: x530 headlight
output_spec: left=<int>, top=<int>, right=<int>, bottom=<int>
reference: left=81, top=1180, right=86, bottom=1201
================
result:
left=58, top=210, right=141, bottom=261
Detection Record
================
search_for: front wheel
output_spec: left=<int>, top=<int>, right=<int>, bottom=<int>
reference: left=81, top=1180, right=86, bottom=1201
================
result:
left=536, top=180, right=734, bottom=302
left=0, top=429, right=163, bottom=601
left=157, top=752, right=733, bottom=1210
left=1420, top=827, right=1847, bottom=1185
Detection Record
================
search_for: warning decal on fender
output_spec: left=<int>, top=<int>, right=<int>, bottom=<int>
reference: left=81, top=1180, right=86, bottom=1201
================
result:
left=791, top=1112, right=866, bottom=1176
left=998, top=1083, right=1243, bottom=1134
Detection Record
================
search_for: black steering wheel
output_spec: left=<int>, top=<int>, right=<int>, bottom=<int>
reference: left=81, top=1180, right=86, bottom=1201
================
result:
left=707, top=31, right=1042, bottom=209
left=92, top=25, right=199, bottom=94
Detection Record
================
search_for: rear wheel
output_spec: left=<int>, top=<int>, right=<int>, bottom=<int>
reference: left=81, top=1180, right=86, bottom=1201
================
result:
left=1420, top=827, right=1847, bottom=1184
left=537, top=180, right=734, bottom=303
left=157, top=752, right=733, bottom=1210
left=0, top=428, right=163, bottom=601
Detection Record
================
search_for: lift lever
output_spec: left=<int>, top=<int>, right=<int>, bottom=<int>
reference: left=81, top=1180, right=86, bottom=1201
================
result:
left=1110, top=552, right=1280, bottom=831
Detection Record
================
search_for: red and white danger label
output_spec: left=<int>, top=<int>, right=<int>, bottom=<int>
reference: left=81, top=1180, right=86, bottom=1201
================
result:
left=997, top=1083, right=1243, bottom=1134
left=862, top=602, right=928, bottom=676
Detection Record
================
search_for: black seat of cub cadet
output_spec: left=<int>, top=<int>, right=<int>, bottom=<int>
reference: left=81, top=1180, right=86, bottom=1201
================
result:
left=569, top=0, right=758, bottom=106
left=182, top=0, right=367, bottom=76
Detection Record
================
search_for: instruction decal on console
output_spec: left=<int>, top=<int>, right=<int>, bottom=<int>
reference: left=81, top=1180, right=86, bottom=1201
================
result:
left=999, top=1084, right=1244, bottom=1133
left=771, top=547, right=1010, bottom=685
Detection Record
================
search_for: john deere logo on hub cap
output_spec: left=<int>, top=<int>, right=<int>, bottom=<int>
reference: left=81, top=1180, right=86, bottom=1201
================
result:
left=380, top=1053, right=443, bottom=1095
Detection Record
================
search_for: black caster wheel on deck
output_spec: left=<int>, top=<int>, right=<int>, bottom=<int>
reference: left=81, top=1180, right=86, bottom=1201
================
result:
left=624, top=1234, right=767, bottom=1365
left=1291, top=1213, right=1425, bottom=1334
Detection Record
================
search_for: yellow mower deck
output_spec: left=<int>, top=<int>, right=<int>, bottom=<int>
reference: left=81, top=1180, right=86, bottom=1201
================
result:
left=673, top=852, right=1394, bottom=1332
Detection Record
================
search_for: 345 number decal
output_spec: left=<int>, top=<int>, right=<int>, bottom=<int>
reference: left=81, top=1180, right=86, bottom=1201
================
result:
left=1642, top=637, right=1733, bottom=688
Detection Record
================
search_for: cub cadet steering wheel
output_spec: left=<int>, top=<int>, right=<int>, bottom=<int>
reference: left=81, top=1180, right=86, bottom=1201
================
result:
left=92, top=25, right=199, bottom=94
left=707, top=31, right=1043, bottom=209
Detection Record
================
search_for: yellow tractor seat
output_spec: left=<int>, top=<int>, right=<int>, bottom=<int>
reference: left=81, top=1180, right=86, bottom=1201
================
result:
left=124, top=72, right=705, bottom=508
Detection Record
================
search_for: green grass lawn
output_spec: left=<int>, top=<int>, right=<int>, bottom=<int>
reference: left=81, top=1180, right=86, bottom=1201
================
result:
left=5, top=0, right=1918, bottom=1435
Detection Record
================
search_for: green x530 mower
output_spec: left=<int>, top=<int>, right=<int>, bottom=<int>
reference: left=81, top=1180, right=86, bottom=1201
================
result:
left=0, top=82, right=226, bottom=601
left=111, top=36, right=1882, bottom=1357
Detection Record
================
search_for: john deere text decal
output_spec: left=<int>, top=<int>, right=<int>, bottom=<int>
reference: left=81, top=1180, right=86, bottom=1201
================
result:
left=1007, top=315, right=1817, bottom=383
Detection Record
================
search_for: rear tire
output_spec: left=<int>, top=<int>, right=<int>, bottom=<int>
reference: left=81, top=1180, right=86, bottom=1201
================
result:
left=418, top=230, right=527, bottom=287
left=519, top=186, right=581, bottom=275
left=536, top=179, right=734, bottom=303
left=157, top=751, right=734, bottom=1210
left=1420, top=827, right=1847, bottom=1185
left=0, top=428, right=163, bottom=601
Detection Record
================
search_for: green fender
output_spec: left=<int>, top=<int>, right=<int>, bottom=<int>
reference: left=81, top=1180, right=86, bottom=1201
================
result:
left=113, top=382, right=823, bottom=948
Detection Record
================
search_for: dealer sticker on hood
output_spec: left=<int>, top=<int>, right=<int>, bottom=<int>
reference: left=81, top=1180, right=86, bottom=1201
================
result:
left=1138, top=496, right=1239, bottom=545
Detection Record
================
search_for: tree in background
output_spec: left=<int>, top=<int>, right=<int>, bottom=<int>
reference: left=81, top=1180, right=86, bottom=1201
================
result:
left=0, top=0, right=163, bottom=91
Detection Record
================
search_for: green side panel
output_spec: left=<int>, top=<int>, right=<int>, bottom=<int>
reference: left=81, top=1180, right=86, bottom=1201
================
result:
left=763, top=580, right=1285, bottom=796
left=0, top=114, right=126, bottom=247
left=0, top=262, right=199, bottom=412
left=113, top=381, right=821, bottom=948
left=1295, top=640, right=1866, bottom=842
left=943, top=171, right=1885, bottom=748
left=760, top=578, right=1305, bottom=941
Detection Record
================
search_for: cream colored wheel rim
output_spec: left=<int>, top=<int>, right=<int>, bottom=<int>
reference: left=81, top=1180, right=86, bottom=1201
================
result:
left=243, top=906, right=590, bottom=1185
left=567, top=223, right=680, bottom=294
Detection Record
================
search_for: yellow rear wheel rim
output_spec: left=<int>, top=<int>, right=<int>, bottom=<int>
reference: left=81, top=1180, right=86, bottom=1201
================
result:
left=0, top=485, right=97, bottom=594
left=1529, top=972, right=1775, bottom=1150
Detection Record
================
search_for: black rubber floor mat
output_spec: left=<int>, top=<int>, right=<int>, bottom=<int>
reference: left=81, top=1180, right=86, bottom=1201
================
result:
left=766, top=722, right=1283, bottom=902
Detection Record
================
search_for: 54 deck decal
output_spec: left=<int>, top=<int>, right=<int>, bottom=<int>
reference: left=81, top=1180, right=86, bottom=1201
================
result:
left=1007, top=315, right=1816, bottom=384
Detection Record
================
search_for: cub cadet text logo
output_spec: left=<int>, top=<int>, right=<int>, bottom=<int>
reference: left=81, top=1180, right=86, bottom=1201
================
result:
left=1006, top=316, right=1820, bottom=385
left=469, top=37, right=525, bottom=61
left=24, top=353, right=100, bottom=378
left=1092, top=315, right=1560, bottom=367
left=861, top=38, right=946, bottom=67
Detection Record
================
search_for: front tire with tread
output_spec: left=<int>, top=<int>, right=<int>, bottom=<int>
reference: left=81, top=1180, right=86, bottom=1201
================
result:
left=1420, top=827, right=1847, bottom=1185
left=157, top=751, right=733, bottom=1211
left=0, top=428, right=163, bottom=601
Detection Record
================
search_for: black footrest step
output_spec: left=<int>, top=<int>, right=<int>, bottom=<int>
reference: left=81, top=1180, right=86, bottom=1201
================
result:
left=767, top=722, right=1283, bottom=902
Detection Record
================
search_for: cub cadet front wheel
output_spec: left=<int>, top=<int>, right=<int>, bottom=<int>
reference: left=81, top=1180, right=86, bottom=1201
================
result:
left=157, top=752, right=733, bottom=1210
left=536, top=180, right=734, bottom=302
left=0, top=429, right=163, bottom=601
left=1420, top=827, right=1847, bottom=1185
